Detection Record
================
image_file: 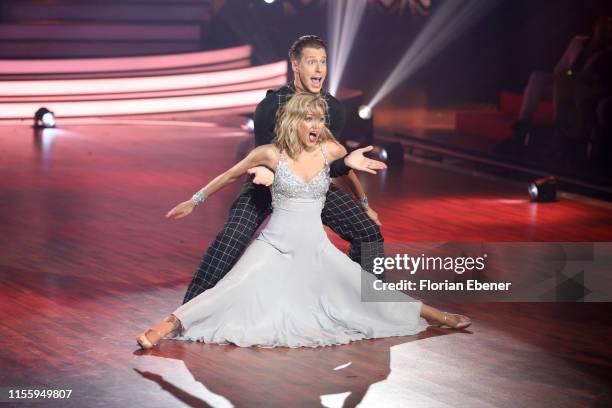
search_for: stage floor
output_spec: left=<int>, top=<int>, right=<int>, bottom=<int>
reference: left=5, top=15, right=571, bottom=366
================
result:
left=1, top=116, right=611, bottom=407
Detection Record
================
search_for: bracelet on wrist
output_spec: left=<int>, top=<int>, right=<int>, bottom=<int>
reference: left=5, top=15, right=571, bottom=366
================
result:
left=360, top=195, right=369, bottom=209
left=191, top=190, right=207, bottom=206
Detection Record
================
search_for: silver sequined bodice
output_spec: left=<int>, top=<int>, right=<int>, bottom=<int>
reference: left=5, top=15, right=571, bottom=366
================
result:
left=271, top=145, right=331, bottom=209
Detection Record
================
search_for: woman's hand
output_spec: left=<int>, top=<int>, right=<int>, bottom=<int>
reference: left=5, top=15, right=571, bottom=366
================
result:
left=166, top=200, right=196, bottom=219
left=345, top=146, right=387, bottom=174
left=364, top=206, right=381, bottom=226
left=247, top=166, right=275, bottom=186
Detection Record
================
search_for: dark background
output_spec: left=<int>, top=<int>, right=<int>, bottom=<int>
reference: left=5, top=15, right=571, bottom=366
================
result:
left=206, top=0, right=611, bottom=105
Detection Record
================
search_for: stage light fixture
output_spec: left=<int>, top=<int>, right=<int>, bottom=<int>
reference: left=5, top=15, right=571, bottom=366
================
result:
left=34, top=107, right=56, bottom=128
left=242, top=117, right=255, bottom=133
left=528, top=176, right=557, bottom=202
left=378, top=147, right=388, bottom=161
left=340, top=93, right=374, bottom=147
left=264, top=0, right=275, bottom=4
left=379, top=142, right=404, bottom=166
left=358, top=105, right=372, bottom=120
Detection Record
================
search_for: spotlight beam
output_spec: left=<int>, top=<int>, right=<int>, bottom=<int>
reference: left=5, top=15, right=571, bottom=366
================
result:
left=328, top=0, right=367, bottom=95
left=368, top=0, right=503, bottom=108
left=328, top=0, right=343, bottom=79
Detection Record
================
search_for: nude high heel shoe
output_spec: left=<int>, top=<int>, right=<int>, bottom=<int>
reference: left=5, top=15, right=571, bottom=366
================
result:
left=136, top=315, right=180, bottom=350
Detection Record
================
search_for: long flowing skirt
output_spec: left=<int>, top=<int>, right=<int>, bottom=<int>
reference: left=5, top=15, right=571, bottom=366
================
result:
left=171, top=199, right=423, bottom=348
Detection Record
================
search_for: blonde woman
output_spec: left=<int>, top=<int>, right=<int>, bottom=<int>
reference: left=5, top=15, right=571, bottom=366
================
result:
left=137, top=93, right=470, bottom=349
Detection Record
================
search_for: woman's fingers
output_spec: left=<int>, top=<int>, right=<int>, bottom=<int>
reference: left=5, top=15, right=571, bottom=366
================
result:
left=367, top=159, right=387, bottom=169
left=365, top=207, right=381, bottom=226
left=248, top=166, right=274, bottom=186
left=166, top=202, right=190, bottom=219
left=346, top=146, right=387, bottom=174
left=357, top=145, right=374, bottom=154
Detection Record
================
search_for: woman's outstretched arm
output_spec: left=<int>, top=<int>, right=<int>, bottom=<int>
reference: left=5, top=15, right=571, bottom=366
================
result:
left=166, top=145, right=278, bottom=219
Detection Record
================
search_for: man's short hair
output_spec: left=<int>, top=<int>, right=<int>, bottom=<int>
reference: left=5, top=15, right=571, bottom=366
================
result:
left=288, top=35, right=327, bottom=61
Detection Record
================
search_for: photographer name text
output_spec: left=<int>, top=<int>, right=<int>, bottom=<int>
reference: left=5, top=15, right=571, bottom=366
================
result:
left=373, top=279, right=511, bottom=291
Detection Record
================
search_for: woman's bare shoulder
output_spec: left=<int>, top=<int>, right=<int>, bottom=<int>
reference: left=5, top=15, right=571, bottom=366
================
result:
left=253, top=144, right=280, bottom=167
left=324, top=140, right=347, bottom=161
left=254, top=144, right=280, bottom=159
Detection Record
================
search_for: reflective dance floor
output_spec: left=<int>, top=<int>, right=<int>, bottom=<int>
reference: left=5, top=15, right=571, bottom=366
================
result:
left=1, top=115, right=611, bottom=407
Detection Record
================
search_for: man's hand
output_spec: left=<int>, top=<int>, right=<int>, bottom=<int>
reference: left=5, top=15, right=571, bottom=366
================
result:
left=345, top=146, right=387, bottom=174
left=247, top=166, right=275, bottom=186
left=364, top=206, right=381, bottom=226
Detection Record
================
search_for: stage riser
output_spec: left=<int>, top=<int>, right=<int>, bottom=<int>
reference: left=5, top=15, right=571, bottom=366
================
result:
left=2, top=3, right=211, bottom=22
left=0, top=0, right=214, bottom=58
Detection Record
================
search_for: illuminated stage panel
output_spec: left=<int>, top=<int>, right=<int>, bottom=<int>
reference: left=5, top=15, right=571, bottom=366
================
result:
left=0, top=41, right=201, bottom=59
left=10, top=60, right=253, bottom=80
left=0, top=23, right=200, bottom=41
left=0, top=76, right=287, bottom=103
left=3, top=3, right=212, bottom=22
left=1, top=62, right=287, bottom=96
left=0, top=88, right=279, bottom=119
left=0, top=45, right=252, bottom=75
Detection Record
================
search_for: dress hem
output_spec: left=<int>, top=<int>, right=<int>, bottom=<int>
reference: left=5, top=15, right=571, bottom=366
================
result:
left=167, top=326, right=424, bottom=349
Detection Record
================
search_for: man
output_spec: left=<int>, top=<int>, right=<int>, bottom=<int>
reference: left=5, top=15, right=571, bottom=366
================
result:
left=183, top=35, right=384, bottom=303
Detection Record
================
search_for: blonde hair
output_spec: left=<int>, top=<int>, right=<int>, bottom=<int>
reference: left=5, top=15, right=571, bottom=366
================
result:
left=273, top=92, right=335, bottom=159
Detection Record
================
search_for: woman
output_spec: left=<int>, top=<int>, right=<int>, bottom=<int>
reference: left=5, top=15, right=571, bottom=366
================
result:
left=137, top=93, right=470, bottom=349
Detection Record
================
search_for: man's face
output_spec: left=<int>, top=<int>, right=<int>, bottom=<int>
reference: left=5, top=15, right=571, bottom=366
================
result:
left=292, top=47, right=327, bottom=94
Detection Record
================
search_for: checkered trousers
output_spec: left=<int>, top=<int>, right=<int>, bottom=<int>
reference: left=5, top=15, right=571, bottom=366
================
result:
left=182, top=182, right=384, bottom=304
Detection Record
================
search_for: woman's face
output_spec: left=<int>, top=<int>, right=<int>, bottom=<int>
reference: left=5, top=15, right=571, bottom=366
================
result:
left=297, top=108, right=325, bottom=149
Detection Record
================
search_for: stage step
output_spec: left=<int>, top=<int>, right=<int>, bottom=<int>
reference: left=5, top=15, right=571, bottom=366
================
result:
left=1, top=1, right=210, bottom=22
left=0, top=61, right=287, bottom=119
left=0, top=0, right=214, bottom=58
left=0, top=46, right=251, bottom=78
left=499, top=91, right=553, bottom=123
left=0, top=41, right=200, bottom=58
left=0, top=23, right=200, bottom=41
left=456, top=91, right=555, bottom=141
